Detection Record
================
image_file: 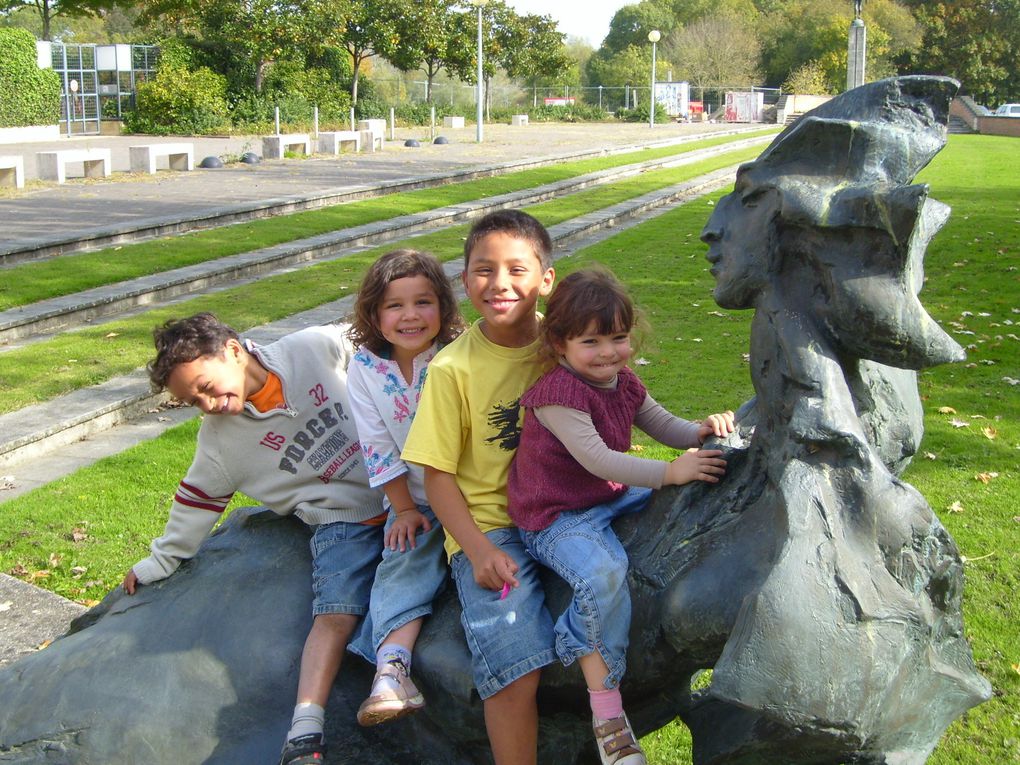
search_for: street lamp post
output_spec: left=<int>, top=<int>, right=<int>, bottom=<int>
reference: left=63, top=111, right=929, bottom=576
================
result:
left=469, top=0, right=489, bottom=143
left=648, top=30, right=660, bottom=128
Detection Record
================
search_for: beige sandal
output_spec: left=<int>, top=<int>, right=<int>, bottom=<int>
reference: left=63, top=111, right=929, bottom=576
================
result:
left=356, top=662, right=425, bottom=726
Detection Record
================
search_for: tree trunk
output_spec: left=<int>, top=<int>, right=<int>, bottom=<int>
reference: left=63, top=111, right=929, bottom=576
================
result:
left=254, top=59, right=268, bottom=94
left=41, top=0, right=52, bottom=41
left=350, top=53, right=362, bottom=106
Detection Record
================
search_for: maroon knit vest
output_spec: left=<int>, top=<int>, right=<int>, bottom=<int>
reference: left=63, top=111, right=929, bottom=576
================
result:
left=507, top=365, right=646, bottom=532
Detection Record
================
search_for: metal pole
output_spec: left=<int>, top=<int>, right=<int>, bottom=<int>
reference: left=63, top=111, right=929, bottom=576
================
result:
left=390, top=106, right=395, bottom=140
left=650, top=41, right=657, bottom=128
left=476, top=5, right=484, bottom=143
left=313, top=106, right=319, bottom=138
left=274, top=106, right=280, bottom=135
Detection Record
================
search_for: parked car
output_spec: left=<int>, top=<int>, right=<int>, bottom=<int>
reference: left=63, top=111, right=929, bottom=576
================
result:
left=993, top=103, right=1020, bottom=117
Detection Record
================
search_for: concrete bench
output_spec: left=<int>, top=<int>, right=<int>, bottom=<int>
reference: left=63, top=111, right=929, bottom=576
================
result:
left=357, top=119, right=387, bottom=135
left=36, top=148, right=111, bottom=184
left=442, top=116, right=465, bottom=129
left=359, top=130, right=383, bottom=152
left=128, top=142, right=194, bottom=174
left=511, top=114, right=529, bottom=127
left=317, top=131, right=361, bottom=154
left=0, top=155, right=25, bottom=189
left=262, top=133, right=311, bottom=160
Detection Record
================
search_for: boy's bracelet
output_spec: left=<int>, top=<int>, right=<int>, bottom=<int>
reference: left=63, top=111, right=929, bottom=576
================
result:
left=394, top=506, right=418, bottom=515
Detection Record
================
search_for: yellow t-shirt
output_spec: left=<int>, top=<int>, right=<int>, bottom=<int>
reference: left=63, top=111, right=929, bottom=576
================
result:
left=402, top=320, right=546, bottom=558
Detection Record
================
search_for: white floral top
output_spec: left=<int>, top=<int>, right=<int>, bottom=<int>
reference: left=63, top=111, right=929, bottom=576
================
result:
left=347, top=343, right=440, bottom=509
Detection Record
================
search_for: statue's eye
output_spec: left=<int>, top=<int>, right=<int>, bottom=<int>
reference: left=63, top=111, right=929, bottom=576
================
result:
left=741, top=189, right=766, bottom=208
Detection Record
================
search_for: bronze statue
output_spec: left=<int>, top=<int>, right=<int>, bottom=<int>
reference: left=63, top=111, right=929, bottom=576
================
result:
left=0, top=77, right=989, bottom=765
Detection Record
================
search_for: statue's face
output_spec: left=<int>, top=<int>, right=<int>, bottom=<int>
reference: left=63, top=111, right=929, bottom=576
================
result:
left=700, top=180, right=778, bottom=309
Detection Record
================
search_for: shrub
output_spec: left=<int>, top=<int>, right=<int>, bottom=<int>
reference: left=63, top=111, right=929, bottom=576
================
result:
left=615, top=102, right=669, bottom=124
left=395, top=101, right=457, bottom=126
left=123, top=64, right=230, bottom=135
left=0, top=28, right=62, bottom=127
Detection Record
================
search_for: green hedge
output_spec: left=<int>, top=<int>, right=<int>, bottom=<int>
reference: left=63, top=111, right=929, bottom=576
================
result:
left=0, top=29, right=61, bottom=127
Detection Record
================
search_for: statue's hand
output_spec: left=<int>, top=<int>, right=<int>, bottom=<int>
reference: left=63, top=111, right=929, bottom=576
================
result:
left=664, top=449, right=727, bottom=486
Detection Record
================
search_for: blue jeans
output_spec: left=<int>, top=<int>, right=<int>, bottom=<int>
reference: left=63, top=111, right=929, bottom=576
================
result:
left=348, top=505, right=448, bottom=661
left=450, top=527, right=557, bottom=700
left=309, top=519, right=384, bottom=617
left=520, top=486, right=652, bottom=689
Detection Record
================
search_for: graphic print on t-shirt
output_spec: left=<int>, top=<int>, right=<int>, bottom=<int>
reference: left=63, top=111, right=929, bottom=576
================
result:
left=485, top=398, right=522, bottom=451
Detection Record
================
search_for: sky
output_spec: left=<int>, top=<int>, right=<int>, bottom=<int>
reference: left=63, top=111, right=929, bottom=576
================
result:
left=504, top=0, right=625, bottom=47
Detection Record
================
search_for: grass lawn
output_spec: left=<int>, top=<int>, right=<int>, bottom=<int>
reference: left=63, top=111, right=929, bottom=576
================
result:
left=0, top=131, right=775, bottom=312
left=0, top=144, right=764, bottom=415
left=0, top=134, right=1016, bottom=763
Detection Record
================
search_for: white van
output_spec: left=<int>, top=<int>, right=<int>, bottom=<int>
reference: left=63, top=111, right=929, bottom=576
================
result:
left=994, top=103, right=1020, bottom=117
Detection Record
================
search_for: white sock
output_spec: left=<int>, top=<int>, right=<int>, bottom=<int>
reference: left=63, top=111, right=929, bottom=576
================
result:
left=373, top=643, right=412, bottom=692
left=287, top=701, right=324, bottom=741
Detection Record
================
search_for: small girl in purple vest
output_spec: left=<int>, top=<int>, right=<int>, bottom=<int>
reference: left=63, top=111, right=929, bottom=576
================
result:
left=507, top=267, right=734, bottom=765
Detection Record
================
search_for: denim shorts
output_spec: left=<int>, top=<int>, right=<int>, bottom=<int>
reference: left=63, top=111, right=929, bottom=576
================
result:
left=450, top=526, right=557, bottom=700
left=309, top=519, right=384, bottom=617
left=521, top=486, right=652, bottom=689
left=348, top=505, right=449, bottom=660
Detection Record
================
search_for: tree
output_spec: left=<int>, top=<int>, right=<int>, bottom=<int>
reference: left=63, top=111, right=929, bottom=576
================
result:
left=663, top=12, right=761, bottom=99
left=496, top=12, right=569, bottom=87
left=305, top=0, right=399, bottom=105
left=758, top=0, right=918, bottom=90
left=386, top=0, right=456, bottom=102
left=1, top=0, right=126, bottom=41
left=140, top=0, right=308, bottom=94
left=602, top=0, right=676, bottom=53
left=901, top=0, right=1019, bottom=105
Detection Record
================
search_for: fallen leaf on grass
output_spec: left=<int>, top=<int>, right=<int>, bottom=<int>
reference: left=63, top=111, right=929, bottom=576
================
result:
left=938, top=406, right=957, bottom=414
left=71, top=566, right=87, bottom=577
left=629, top=444, right=645, bottom=452
left=946, top=501, right=964, bottom=514
left=982, top=427, right=998, bottom=440
left=104, top=332, right=119, bottom=339
left=949, top=419, right=969, bottom=428
left=975, top=472, right=999, bottom=484
left=48, top=553, right=61, bottom=568
left=961, top=551, right=994, bottom=564
left=1012, top=663, right=1020, bottom=676
left=70, top=527, right=88, bottom=543
left=924, top=452, right=938, bottom=460
left=30, top=570, right=51, bottom=580
left=9, top=564, right=27, bottom=577
left=634, top=358, right=651, bottom=366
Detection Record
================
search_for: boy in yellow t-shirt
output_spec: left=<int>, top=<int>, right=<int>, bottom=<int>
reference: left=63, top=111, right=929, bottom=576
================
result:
left=402, top=209, right=556, bottom=764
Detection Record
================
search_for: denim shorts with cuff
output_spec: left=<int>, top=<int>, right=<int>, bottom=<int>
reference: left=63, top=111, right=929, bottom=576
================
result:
left=348, top=504, right=449, bottom=660
left=310, top=519, right=384, bottom=617
left=450, top=526, right=557, bottom=700
left=520, top=486, right=652, bottom=689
